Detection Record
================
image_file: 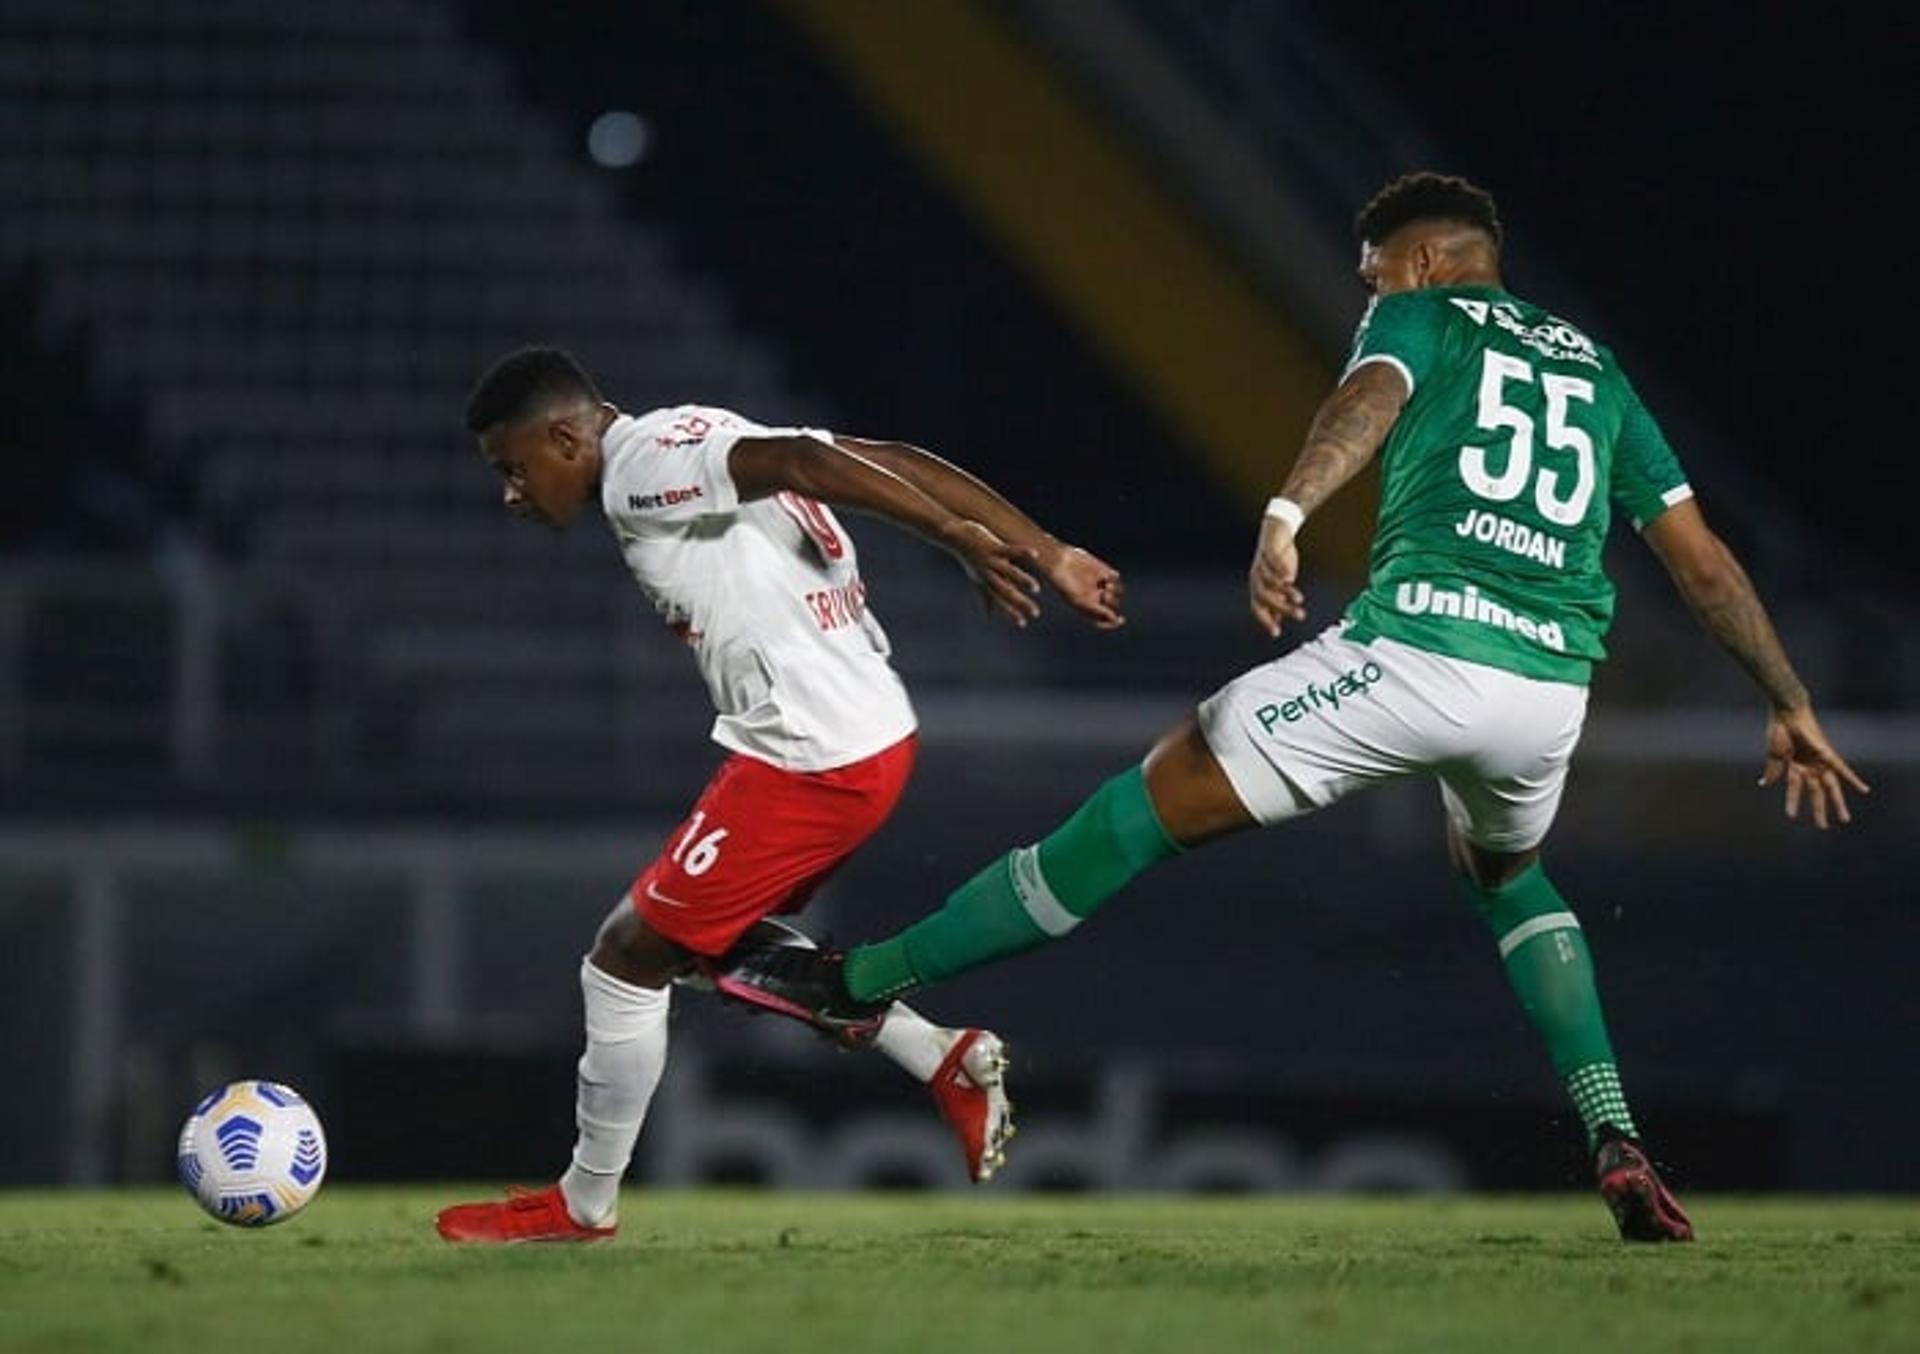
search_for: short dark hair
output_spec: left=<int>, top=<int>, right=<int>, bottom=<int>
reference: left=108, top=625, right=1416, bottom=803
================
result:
left=1355, top=172, right=1503, bottom=248
left=464, top=347, right=602, bottom=434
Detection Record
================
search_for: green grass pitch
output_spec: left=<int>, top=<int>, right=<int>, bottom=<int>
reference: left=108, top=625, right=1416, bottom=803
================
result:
left=1, top=1190, right=1914, bottom=1353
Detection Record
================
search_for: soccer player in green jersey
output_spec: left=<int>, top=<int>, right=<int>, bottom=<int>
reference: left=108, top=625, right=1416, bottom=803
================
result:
left=716, top=173, right=1869, bottom=1241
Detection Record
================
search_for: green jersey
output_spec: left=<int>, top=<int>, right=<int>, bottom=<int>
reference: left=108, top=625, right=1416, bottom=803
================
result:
left=1338, top=284, right=1691, bottom=684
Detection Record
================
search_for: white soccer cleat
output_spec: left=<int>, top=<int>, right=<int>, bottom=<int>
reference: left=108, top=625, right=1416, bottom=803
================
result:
left=928, top=1029, right=1015, bottom=1183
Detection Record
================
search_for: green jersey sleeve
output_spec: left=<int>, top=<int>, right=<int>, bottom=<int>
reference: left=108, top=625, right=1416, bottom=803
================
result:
left=1340, top=290, right=1450, bottom=394
left=1610, top=376, right=1693, bottom=530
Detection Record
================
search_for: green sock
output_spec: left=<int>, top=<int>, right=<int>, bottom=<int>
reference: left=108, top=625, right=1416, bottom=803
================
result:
left=1462, top=862, right=1639, bottom=1149
left=844, top=765, right=1181, bottom=1001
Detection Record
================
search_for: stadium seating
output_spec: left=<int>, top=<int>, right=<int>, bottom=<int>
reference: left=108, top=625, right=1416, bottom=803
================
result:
left=0, top=0, right=972, bottom=797
left=2, top=0, right=1904, bottom=809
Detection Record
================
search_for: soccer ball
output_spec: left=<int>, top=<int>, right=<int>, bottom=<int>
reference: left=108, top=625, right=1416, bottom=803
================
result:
left=176, top=1080, right=328, bottom=1226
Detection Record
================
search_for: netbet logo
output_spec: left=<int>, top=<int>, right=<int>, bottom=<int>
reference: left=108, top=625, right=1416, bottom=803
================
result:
left=629, top=486, right=704, bottom=511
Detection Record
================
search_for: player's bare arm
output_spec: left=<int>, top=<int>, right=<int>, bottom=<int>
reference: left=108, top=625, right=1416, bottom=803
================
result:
left=1251, top=360, right=1409, bottom=638
left=837, top=436, right=1125, bottom=629
left=727, top=433, right=1046, bottom=627
left=1643, top=499, right=1870, bottom=827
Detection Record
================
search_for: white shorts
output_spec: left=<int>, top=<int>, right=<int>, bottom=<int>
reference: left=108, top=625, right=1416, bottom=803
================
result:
left=1197, top=625, right=1589, bottom=852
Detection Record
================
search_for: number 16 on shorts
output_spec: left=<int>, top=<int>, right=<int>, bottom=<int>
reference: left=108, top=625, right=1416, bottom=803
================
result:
left=626, top=739, right=916, bottom=957
left=670, top=811, right=728, bottom=877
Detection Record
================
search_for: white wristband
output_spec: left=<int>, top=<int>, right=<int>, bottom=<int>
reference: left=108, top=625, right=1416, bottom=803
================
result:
left=1263, top=496, right=1305, bottom=535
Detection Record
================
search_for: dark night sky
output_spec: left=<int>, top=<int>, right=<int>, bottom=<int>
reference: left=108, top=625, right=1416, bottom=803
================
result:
left=1305, top=2, right=1912, bottom=581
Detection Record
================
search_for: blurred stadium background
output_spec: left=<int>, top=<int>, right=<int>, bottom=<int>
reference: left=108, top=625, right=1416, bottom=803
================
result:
left=2, top=0, right=1912, bottom=1199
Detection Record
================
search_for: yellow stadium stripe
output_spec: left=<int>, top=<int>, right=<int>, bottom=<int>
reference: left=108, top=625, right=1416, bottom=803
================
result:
left=768, top=0, right=1374, bottom=573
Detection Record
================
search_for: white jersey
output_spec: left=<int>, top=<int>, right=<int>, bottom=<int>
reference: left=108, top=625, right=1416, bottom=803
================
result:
left=600, top=405, right=917, bottom=771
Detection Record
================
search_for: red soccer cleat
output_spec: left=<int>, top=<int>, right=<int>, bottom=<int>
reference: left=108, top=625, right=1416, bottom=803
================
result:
left=435, top=1184, right=617, bottom=1245
left=929, top=1029, right=1015, bottom=1183
left=1595, top=1130, right=1695, bottom=1242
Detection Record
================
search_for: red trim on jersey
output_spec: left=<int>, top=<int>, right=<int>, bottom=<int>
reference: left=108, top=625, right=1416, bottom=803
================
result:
left=631, top=735, right=917, bottom=956
left=776, top=491, right=847, bottom=561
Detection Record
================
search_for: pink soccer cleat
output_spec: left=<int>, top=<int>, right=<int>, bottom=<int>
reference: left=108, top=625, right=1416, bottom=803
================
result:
left=1595, top=1130, right=1695, bottom=1243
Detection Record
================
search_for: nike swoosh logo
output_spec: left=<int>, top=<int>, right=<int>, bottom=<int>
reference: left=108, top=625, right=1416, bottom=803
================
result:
left=643, top=880, right=696, bottom=909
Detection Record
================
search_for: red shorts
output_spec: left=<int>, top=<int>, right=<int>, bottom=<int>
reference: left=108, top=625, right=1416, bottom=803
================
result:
left=630, top=735, right=917, bottom=956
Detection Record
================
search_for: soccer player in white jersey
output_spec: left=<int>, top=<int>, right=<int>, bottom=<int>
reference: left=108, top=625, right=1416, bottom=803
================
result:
left=435, top=348, right=1124, bottom=1243
left=720, top=174, right=1871, bottom=1243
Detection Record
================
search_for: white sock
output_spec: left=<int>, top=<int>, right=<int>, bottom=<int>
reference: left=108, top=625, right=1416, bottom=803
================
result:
left=558, top=958, right=669, bottom=1227
left=872, top=1002, right=953, bottom=1083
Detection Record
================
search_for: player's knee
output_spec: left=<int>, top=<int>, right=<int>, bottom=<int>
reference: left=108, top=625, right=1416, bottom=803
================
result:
left=1454, top=846, right=1568, bottom=943
left=1449, top=829, right=1540, bottom=893
left=1141, top=713, right=1251, bottom=847
left=589, top=899, right=689, bottom=989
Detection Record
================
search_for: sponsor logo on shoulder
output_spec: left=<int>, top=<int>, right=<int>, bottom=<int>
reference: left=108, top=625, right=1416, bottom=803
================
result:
left=655, top=413, right=715, bottom=447
left=1463, top=301, right=1602, bottom=369
left=1394, top=580, right=1566, bottom=651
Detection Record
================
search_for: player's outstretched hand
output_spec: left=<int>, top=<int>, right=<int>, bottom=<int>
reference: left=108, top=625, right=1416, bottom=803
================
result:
left=1041, top=545, right=1126, bottom=630
left=939, top=518, right=1043, bottom=627
left=1249, top=515, right=1308, bottom=639
left=1760, top=704, right=1870, bottom=829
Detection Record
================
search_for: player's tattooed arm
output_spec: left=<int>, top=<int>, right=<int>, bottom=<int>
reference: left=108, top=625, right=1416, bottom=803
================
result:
left=1644, top=501, right=1808, bottom=710
left=1644, top=500, right=1870, bottom=827
left=1276, top=361, right=1409, bottom=516
left=1249, top=362, right=1408, bottom=639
